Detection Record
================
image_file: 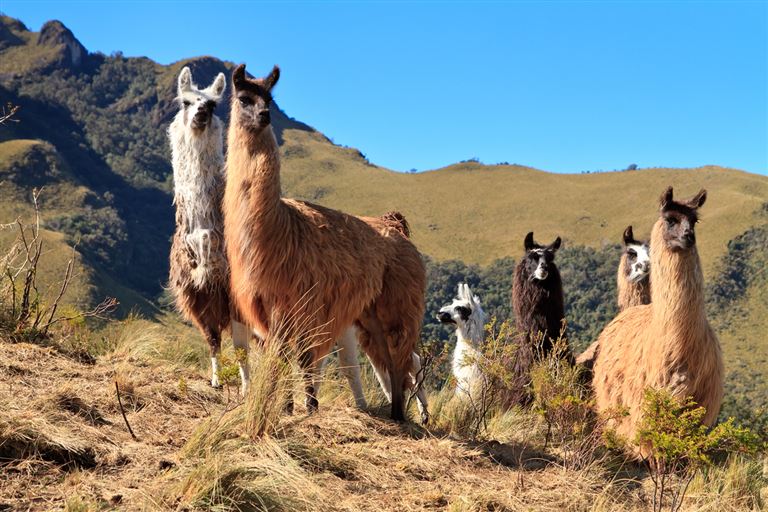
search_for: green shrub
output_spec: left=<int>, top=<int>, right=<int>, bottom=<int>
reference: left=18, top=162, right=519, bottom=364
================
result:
left=635, top=388, right=765, bottom=512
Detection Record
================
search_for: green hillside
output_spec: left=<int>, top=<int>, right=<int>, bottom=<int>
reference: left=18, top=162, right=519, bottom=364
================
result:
left=0, top=15, right=766, bottom=428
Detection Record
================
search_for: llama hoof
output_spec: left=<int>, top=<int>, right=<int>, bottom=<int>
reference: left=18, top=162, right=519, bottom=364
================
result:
left=239, top=381, right=250, bottom=397
left=354, top=398, right=368, bottom=410
left=210, top=377, right=221, bottom=389
left=284, top=401, right=294, bottom=415
left=305, top=397, right=319, bottom=414
left=420, top=412, right=430, bottom=426
left=391, top=410, right=406, bottom=423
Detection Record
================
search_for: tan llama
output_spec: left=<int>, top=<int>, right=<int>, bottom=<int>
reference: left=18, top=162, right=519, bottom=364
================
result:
left=592, top=187, right=723, bottom=458
left=223, top=64, right=426, bottom=421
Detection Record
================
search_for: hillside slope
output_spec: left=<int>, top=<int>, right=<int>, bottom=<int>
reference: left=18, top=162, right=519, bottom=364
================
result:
left=1, top=319, right=764, bottom=511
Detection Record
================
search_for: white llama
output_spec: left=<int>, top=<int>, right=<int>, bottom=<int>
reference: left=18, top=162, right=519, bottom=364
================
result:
left=438, top=283, right=487, bottom=397
left=168, top=66, right=250, bottom=393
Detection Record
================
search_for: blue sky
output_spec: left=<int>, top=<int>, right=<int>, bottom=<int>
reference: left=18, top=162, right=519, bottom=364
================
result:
left=4, top=1, right=767, bottom=175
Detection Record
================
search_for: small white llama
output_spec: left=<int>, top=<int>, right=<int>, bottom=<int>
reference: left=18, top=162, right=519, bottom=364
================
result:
left=438, top=283, right=487, bottom=397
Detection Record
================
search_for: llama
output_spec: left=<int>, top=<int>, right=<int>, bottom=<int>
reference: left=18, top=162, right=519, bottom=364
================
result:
left=437, top=283, right=486, bottom=398
left=591, top=187, right=723, bottom=458
left=512, top=232, right=569, bottom=357
left=617, top=225, right=651, bottom=311
left=576, top=225, right=651, bottom=369
left=509, top=232, right=571, bottom=403
left=168, top=67, right=251, bottom=394
left=223, top=64, right=426, bottom=421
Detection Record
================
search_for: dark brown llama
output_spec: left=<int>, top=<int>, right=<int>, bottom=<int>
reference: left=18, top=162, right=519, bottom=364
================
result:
left=508, top=232, right=571, bottom=403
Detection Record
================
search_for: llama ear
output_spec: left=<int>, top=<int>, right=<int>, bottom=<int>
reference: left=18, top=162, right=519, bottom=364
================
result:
left=524, top=232, right=535, bottom=251
left=178, top=67, right=192, bottom=94
left=623, top=225, right=634, bottom=246
left=462, top=283, right=472, bottom=301
left=264, top=65, right=280, bottom=91
left=688, top=189, right=707, bottom=209
left=660, top=186, right=674, bottom=210
left=549, top=237, right=562, bottom=252
left=232, top=64, right=246, bottom=89
left=211, top=72, right=226, bottom=97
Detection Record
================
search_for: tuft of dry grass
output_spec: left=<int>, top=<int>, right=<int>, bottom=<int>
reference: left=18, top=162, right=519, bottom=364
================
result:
left=163, top=441, right=325, bottom=512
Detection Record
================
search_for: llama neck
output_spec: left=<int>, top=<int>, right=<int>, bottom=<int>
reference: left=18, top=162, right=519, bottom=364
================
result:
left=453, top=332, right=482, bottom=371
left=616, top=258, right=650, bottom=310
left=649, top=220, right=707, bottom=342
left=170, top=118, right=225, bottom=232
left=456, top=317, right=485, bottom=348
left=227, top=122, right=283, bottom=214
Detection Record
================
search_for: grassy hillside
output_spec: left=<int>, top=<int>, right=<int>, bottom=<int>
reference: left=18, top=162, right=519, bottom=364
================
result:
left=281, top=129, right=767, bottom=273
left=1, top=317, right=765, bottom=511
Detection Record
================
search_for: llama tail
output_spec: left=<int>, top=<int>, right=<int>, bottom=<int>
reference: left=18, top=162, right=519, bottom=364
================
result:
left=380, top=211, right=411, bottom=238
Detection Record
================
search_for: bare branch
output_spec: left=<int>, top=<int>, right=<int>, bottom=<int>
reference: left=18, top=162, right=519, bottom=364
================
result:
left=0, top=103, right=20, bottom=125
left=115, top=381, right=138, bottom=440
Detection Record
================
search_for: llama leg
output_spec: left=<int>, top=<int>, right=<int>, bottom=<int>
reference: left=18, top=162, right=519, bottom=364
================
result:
left=365, top=315, right=406, bottom=422
left=231, top=320, right=250, bottom=395
left=366, top=354, right=392, bottom=402
left=387, top=355, right=406, bottom=423
left=337, top=327, right=368, bottom=409
left=205, top=327, right=222, bottom=388
left=410, top=351, right=430, bottom=425
left=299, top=348, right=320, bottom=414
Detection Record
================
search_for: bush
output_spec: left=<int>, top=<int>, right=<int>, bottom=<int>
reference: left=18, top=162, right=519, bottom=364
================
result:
left=530, top=332, right=607, bottom=469
left=635, top=388, right=765, bottom=512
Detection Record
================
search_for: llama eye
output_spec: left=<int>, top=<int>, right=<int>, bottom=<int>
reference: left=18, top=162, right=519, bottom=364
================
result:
left=183, top=100, right=191, bottom=107
left=239, top=96, right=254, bottom=106
left=627, top=249, right=637, bottom=257
left=666, top=217, right=678, bottom=226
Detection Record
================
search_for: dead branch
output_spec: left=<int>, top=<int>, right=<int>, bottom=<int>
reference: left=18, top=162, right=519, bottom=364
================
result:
left=115, top=381, right=138, bottom=441
left=0, top=103, right=20, bottom=125
left=42, top=297, right=119, bottom=332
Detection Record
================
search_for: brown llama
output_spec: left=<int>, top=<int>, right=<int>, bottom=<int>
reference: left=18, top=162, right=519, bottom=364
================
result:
left=223, top=64, right=426, bottom=421
left=576, top=225, right=651, bottom=369
left=592, top=187, right=723, bottom=458
left=167, top=67, right=250, bottom=393
left=509, top=232, right=571, bottom=403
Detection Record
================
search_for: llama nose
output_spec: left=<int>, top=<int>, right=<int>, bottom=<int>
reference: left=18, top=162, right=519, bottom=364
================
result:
left=258, top=109, right=271, bottom=124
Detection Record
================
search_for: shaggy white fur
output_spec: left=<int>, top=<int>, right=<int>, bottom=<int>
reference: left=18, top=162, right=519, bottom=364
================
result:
left=439, top=283, right=487, bottom=398
left=168, top=69, right=228, bottom=289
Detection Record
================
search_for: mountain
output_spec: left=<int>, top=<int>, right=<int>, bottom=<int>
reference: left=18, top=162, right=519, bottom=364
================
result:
left=0, top=16, right=766, bottom=426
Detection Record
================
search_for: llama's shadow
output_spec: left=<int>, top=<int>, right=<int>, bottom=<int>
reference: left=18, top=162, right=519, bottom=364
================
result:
left=363, top=402, right=556, bottom=471
left=464, top=439, right=554, bottom=470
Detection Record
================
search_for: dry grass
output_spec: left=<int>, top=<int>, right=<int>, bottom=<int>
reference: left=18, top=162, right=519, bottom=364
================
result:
left=0, top=314, right=765, bottom=511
